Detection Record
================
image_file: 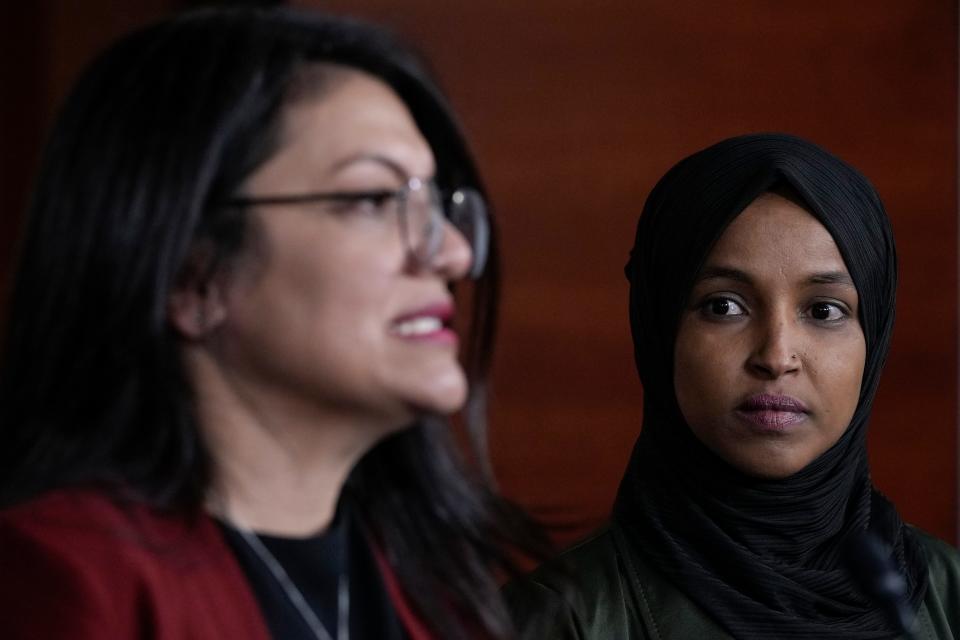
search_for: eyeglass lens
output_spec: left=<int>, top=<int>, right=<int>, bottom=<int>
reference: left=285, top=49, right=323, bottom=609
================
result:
left=449, top=189, right=489, bottom=279
left=403, top=182, right=489, bottom=279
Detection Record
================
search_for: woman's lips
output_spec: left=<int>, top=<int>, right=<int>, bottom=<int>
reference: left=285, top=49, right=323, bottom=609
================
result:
left=735, top=393, right=809, bottom=431
left=390, top=302, right=457, bottom=345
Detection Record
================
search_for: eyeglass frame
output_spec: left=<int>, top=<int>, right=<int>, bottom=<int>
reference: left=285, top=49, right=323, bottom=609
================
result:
left=222, top=177, right=489, bottom=279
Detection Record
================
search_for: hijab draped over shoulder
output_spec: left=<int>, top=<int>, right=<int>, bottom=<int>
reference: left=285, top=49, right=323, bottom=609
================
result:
left=615, top=133, right=927, bottom=639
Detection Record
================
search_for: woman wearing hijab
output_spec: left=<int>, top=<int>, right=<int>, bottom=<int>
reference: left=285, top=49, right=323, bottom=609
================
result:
left=0, top=7, right=544, bottom=639
left=506, top=133, right=960, bottom=639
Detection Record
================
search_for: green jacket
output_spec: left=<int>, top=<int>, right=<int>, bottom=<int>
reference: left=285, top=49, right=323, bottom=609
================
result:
left=506, top=524, right=960, bottom=639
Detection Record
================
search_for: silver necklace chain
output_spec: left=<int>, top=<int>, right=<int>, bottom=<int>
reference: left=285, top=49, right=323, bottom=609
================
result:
left=233, top=524, right=350, bottom=640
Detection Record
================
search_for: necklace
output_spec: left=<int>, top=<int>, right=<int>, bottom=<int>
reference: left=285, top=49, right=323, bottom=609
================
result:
left=234, top=525, right=350, bottom=640
left=208, top=489, right=350, bottom=640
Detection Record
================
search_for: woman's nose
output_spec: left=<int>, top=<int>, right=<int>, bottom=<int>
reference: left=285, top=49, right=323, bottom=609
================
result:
left=428, top=220, right=474, bottom=281
left=746, top=313, right=801, bottom=379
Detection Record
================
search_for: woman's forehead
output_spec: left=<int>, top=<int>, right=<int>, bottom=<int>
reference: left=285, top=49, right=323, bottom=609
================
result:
left=251, top=71, right=434, bottom=191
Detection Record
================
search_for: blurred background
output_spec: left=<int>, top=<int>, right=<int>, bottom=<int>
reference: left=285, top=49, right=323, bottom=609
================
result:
left=2, top=1, right=957, bottom=548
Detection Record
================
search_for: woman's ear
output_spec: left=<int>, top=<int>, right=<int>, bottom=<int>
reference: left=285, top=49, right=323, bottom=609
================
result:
left=168, top=253, right=229, bottom=340
left=169, top=282, right=228, bottom=340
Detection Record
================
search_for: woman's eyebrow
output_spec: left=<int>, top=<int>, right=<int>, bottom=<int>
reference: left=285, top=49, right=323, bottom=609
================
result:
left=697, top=267, right=856, bottom=288
left=697, top=265, right=752, bottom=284
left=807, top=271, right=855, bottom=287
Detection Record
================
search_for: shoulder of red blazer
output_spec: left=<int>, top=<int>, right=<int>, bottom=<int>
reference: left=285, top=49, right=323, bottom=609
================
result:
left=0, top=487, right=271, bottom=640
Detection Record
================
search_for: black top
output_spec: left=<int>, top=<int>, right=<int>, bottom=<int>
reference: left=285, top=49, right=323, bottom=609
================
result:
left=218, top=504, right=406, bottom=640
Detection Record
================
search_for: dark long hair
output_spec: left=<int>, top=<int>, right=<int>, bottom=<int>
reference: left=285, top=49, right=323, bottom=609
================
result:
left=0, top=8, right=543, bottom=638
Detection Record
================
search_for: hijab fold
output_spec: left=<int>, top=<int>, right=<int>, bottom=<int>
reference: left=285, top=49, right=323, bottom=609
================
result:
left=614, top=133, right=927, bottom=639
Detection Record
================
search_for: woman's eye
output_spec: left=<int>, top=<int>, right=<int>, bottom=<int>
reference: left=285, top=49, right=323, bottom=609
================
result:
left=808, top=302, right=846, bottom=321
left=332, top=190, right=399, bottom=215
left=702, top=297, right=745, bottom=317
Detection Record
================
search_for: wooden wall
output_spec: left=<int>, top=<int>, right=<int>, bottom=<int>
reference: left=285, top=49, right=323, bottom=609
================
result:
left=3, top=1, right=957, bottom=546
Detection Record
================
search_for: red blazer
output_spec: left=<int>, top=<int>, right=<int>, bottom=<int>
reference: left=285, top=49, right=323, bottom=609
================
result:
left=0, top=489, right=433, bottom=639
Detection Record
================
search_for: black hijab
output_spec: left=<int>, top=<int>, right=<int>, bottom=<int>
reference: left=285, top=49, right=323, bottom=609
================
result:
left=614, top=133, right=928, bottom=639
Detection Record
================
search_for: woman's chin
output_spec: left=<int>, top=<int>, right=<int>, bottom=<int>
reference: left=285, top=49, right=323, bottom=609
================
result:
left=407, top=370, right=470, bottom=419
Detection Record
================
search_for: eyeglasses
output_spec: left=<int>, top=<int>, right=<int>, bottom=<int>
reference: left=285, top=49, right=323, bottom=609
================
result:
left=224, top=177, right=489, bottom=279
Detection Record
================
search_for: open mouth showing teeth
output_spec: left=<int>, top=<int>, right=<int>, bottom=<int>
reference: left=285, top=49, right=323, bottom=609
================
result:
left=393, top=316, right=444, bottom=337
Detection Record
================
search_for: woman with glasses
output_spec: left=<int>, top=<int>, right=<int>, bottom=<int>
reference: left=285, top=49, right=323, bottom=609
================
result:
left=506, top=133, right=960, bottom=639
left=0, top=7, right=542, bottom=639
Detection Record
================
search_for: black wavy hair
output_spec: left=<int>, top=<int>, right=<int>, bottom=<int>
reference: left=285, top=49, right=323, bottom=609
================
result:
left=0, top=7, right=544, bottom=638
